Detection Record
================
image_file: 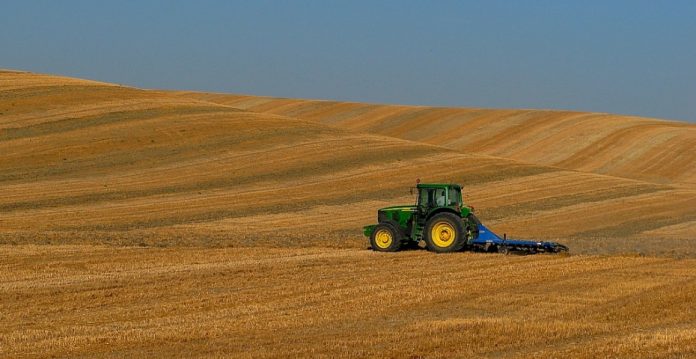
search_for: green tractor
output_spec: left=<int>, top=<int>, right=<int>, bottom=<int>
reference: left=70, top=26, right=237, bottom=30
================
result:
left=363, top=183, right=481, bottom=253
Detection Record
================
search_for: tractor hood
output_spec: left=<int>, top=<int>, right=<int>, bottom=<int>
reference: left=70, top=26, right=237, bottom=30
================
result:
left=377, top=205, right=417, bottom=228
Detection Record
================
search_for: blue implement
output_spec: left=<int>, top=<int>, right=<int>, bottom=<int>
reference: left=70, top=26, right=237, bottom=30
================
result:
left=471, top=223, right=568, bottom=254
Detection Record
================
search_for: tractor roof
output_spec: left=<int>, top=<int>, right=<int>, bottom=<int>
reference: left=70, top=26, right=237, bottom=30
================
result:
left=416, top=183, right=461, bottom=189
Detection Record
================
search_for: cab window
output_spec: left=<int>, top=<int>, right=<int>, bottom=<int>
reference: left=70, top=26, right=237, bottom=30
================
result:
left=419, top=188, right=447, bottom=207
left=448, top=187, right=462, bottom=206
left=435, top=188, right=446, bottom=206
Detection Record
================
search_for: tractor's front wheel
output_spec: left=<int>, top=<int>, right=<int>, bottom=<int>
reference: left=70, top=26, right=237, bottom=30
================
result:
left=424, top=213, right=467, bottom=253
left=370, top=223, right=402, bottom=252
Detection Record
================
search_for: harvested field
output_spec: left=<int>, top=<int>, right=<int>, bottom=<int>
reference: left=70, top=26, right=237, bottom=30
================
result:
left=1, top=70, right=695, bottom=357
left=176, top=92, right=696, bottom=186
left=2, top=71, right=695, bottom=251
left=2, top=245, right=695, bottom=358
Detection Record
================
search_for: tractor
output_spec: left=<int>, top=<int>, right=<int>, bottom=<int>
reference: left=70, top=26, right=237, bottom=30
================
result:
left=363, top=182, right=568, bottom=254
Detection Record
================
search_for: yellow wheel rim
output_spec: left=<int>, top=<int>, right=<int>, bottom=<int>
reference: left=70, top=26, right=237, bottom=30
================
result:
left=374, top=228, right=393, bottom=249
left=431, top=221, right=456, bottom=248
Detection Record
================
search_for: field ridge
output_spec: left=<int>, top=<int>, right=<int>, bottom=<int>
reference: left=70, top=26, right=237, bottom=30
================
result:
left=173, top=92, right=696, bottom=186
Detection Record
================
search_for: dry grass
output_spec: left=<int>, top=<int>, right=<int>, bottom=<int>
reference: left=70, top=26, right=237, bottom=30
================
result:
left=176, top=92, right=696, bottom=186
left=1, top=71, right=695, bottom=248
left=1, top=70, right=696, bottom=357
left=1, top=245, right=695, bottom=358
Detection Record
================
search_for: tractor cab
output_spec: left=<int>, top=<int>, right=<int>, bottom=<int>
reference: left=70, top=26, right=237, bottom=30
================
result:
left=416, top=183, right=463, bottom=210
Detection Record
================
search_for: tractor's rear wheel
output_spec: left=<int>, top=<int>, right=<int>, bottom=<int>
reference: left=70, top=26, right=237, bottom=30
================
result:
left=424, top=213, right=467, bottom=253
left=370, top=223, right=402, bottom=252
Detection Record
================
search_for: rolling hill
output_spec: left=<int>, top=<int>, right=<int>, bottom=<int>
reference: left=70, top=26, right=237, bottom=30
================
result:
left=173, top=92, right=696, bottom=186
left=2, top=69, right=696, bottom=358
left=1, top=70, right=695, bottom=255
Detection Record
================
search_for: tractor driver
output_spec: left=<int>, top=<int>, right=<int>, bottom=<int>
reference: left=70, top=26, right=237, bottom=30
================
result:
left=418, top=187, right=447, bottom=207
left=436, top=190, right=446, bottom=206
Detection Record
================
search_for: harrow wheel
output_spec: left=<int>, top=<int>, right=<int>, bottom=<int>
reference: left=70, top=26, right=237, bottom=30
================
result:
left=498, top=245, right=510, bottom=255
left=370, top=223, right=402, bottom=252
left=424, top=212, right=467, bottom=253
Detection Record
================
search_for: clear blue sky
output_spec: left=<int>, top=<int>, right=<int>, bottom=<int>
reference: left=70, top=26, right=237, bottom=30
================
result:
left=2, top=0, right=695, bottom=122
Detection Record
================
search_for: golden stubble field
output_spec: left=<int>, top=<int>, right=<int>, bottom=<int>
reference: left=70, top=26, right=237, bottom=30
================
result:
left=2, top=245, right=695, bottom=358
left=1, top=70, right=695, bottom=357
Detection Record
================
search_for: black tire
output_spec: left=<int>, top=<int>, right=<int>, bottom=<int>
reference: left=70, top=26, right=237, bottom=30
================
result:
left=370, top=223, right=402, bottom=252
left=554, top=244, right=569, bottom=253
left=424, top=212, right=467, bottom=253
left=383, top=219, right=406, bottom=238
left=498, top=245, right=509, bottom=255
